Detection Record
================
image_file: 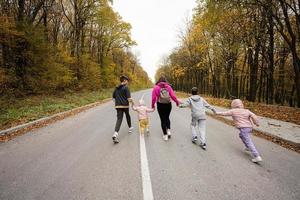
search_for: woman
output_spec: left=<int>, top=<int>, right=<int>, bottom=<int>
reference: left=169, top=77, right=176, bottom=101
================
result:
left=151, top=76, right=180, bottom=141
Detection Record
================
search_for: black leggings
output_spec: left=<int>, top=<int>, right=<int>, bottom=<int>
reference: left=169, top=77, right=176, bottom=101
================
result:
left=115, top=108, right=131, bottom=132
left=157, top=102, right=172, bottom=135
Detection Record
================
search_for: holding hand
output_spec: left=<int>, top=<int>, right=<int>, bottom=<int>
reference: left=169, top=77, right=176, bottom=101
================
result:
left=212, top=108, right=217, bottom=114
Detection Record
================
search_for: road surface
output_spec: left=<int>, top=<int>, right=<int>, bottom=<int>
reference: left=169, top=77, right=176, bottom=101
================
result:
left=1, top=90, right=299, bottom=200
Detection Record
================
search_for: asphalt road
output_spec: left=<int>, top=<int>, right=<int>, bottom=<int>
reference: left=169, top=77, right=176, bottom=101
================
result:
left=1, top=90, right=300, bottom=200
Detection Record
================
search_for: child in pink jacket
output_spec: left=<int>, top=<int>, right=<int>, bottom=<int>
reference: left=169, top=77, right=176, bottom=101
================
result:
left=216, top=99, right=262, bottom=163
left=132, top=98, right=154, bottom=135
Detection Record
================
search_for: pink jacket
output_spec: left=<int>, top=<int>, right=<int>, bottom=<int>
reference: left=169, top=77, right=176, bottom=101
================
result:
left=151, top=82, right=180, bottom=108
left=217, top=99, right=259, bottom=128
left=132, top=105, right=154, bottom=120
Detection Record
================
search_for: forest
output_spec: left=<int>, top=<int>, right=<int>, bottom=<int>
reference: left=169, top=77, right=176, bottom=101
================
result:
left=156, top=0, right=300, bottom=107
left=0, top=0, right=152, bottom=97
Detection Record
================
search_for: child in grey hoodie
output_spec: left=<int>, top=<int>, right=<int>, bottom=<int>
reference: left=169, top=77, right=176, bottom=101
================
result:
left=180, top=87, right=216, bottom=150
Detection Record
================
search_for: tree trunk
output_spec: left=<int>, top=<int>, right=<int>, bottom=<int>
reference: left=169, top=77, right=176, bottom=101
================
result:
left=266, top=4, right=274, bottom=104
left=17, top=0, right=25, bottom=23
left=247, top=44, right=260, bottom=102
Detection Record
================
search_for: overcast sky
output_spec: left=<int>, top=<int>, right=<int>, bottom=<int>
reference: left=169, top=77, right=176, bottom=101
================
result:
left=113, top=0, right=196, bottom=81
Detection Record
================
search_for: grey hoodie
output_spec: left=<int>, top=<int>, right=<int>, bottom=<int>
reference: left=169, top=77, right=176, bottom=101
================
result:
left=181, top=95, right=215, bottom=120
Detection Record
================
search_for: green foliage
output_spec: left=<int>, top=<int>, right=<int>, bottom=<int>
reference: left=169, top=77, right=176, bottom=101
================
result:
left=78, top=55, right=102, bottom=90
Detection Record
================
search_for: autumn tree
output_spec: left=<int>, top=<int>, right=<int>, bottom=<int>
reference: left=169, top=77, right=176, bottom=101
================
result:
left=156, top=0, right=299, bottom=107
left=0, top=0, right=151, bottom=96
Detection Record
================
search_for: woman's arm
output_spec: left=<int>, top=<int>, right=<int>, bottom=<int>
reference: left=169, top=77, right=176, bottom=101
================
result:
left=151, top=87, right=157, bottom=108
left=167, top=86, right=180, bottom=106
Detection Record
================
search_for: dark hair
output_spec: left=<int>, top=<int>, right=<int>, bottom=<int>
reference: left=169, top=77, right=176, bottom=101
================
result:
left=156, top=76, right=167, bottom=85
left=120, top=75, right=129, bottom=82
left=191, top=87, right=198, bottom=95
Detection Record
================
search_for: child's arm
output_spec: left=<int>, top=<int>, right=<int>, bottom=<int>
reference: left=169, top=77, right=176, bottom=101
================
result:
left=179, top=99, right=191, bottom=108
left=131, top=103, right=138, bottom=111
left=249, top=111, right=259, bottom=126
left=215, top=110, right=233, bottom=116
left=202, top=99, right=216, bottom=113
left=132, top=106, right=137, bottom=111
left=146, top=107, right=155, bottom=113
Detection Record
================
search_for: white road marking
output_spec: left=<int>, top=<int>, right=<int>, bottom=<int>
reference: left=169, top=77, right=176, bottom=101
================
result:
left=140, top=134, right=154, bottom=200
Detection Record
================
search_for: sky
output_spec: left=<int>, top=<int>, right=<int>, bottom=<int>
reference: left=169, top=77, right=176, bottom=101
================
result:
left=113, top=0, right=197, bottom=81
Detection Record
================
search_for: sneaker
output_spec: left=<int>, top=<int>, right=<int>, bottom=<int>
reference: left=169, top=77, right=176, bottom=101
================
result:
left=167, top=129, right=171, bottom=138
left=251, top=156, right=262, bottom=163
left=200, top=143, right=207, bottom=150
left=163, top=135, right=168, bottom=141
left=192, top=136, right=198, bottom=143
left=112, top=132, right=119, bottom=143
left=128, top=127, right=134, bottom=133
left=112, top=136, right=119, bottom=144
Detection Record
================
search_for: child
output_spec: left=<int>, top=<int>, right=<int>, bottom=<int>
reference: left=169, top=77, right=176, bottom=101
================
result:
left=179, top=87, right=216, bottom=150
left=132, top=96, right=154, bottom=135
left=215, top=99, right=262, bottom=163
left=112, top=75, right=134, bottom=144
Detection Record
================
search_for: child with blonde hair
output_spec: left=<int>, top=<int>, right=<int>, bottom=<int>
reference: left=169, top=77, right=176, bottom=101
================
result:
left=132, top=95, right=154, bottom=135
left=215, top=99, right=262, bottom=163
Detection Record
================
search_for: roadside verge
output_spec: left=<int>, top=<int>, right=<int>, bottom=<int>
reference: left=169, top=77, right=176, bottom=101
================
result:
left=0, top=99, right=111, bottom=142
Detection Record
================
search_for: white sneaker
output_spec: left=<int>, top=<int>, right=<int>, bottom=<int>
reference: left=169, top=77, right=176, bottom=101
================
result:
left=113, top=132, right=118, bottom=138
left=112, top=132, right=119, bottom=144
left=167, top=129, right=171, bottom=138
left=163, top=135, right=168, bottom=141
left=192, top=136, right=198, bottom=143
left=251, top=156, right=262, bottom=163
left=200, top=143, right=207, bottom=150
left=128, top=127, right=134, bottom=133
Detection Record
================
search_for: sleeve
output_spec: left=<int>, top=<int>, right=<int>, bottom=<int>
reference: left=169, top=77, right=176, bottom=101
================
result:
left=126, top=87, right=131, bottom=98
left=168, top=86, right=179, bottom=106
left=216, top=110, right=233, bottom=116
left=126, top=87, right=133, bottom=102
left=249, top=111, right=259, bottom=126
left=151, top=87, right=157, bottom=108
left=146, top=107, right=155, bottom=113
left=202, top=98, right=215, bottom=112
left=132, top=105, right=137, bottom=111
left=179, top=99, right=191, bottom=108
left=202, top=99, right=213, bottom=109
left=112, top=89, right=116, bottom=99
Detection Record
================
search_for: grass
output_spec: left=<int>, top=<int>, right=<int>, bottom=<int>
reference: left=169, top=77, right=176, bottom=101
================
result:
left=0, top=89, right=114, bottom=130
